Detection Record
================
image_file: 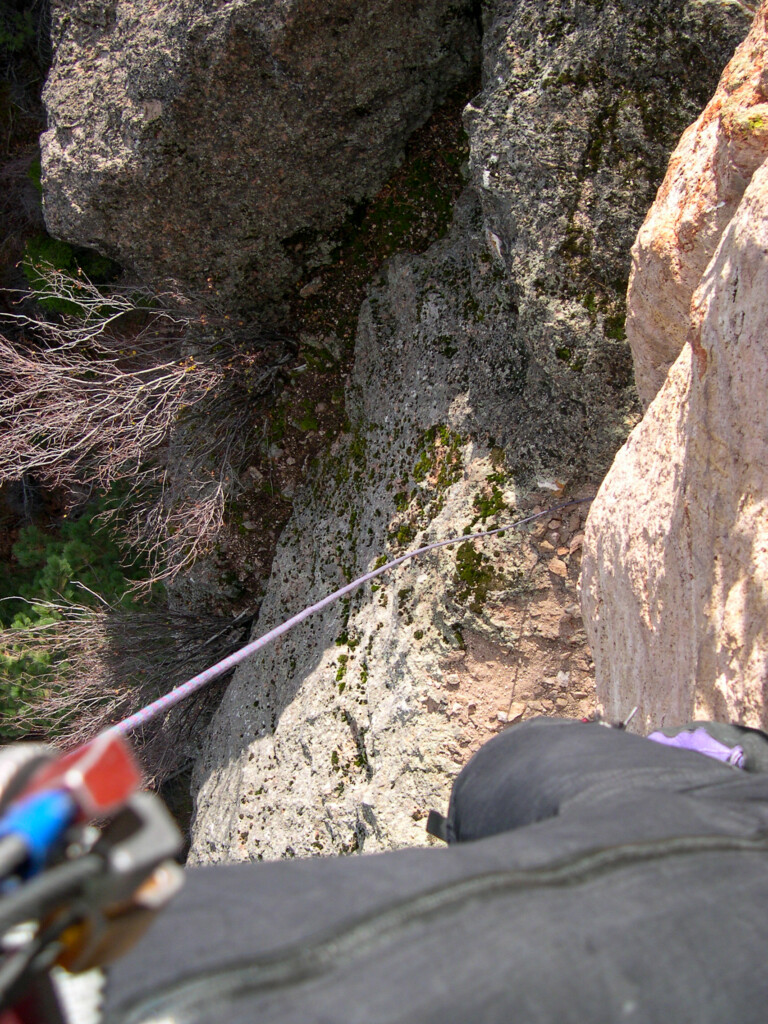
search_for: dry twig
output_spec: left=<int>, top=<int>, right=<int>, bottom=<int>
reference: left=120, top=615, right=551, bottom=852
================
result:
left=0, top=264, right=286, bottom=585
left=1, top=597, right=253, bottom=784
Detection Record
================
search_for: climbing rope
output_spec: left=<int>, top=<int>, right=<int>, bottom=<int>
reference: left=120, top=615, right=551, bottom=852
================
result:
left=106, top=497, right=594, bottom=737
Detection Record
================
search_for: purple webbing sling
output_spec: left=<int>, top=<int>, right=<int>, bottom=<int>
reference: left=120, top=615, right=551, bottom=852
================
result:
left=648, top=727, right=745, bottom=769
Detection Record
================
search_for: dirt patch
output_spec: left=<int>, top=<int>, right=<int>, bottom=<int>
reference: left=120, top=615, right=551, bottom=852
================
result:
left=436, top=493, right=597, bottom=764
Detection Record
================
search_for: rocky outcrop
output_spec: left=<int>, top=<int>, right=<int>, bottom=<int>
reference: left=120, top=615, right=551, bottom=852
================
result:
left=582, top=153, right=768, bottom=732
left=190, top=193, right=597, bottom=862
left=626, top=1, right=768, bottom=407
left=462, top=0, right=751, bottom=478
left=40, top=0, right=479, bottom=307
left=190, top=0, right=751, bottom=862
left=582, top=0, right=768, bottom=733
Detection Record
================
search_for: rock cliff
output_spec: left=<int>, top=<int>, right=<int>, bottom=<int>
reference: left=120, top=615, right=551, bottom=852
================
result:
left=582, top=0, right=768, bottom=735
left=41, top=0, right=479, bottom=307
left=626, top=1, right=768, bottom=407
left=462, top=0, right=751, bottom=478
left=189, top=0, right=750, bottom=861
left=190, top=192, right=597, bottom=861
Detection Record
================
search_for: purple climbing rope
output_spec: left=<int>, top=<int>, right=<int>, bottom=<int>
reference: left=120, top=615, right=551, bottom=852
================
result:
left=106, top=497, right=593, bottom=737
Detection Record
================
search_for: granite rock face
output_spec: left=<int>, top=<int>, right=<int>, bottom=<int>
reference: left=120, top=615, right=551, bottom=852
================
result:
left=41, top=0, right=479, bottom=306
left=626, top=1, right=768, bottom=407
left=190, top=193, right=597, bottom=862
left=190, top=1, right=751, bottom=862
left=462, top=0, right=751, bottom=477
left=582, top=153, right=768, bottom=732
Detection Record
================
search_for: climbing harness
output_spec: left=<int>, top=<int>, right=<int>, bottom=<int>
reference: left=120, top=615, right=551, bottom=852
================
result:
left=0, top=496, right=592, bottom=1022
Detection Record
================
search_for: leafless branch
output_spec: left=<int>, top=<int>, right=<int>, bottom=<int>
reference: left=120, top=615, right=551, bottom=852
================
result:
left=0, top=263, right=287, bottom=585
left=0, top=598, right=253, bottom=784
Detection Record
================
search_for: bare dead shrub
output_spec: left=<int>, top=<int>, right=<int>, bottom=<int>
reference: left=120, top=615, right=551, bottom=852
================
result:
left=0, top=264, right=288, bottom=585
left=1, top=596, right=253, bottom=784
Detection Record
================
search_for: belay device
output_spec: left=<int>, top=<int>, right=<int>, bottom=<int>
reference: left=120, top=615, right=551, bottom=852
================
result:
left=0, top=734, right=183, bottom=1023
